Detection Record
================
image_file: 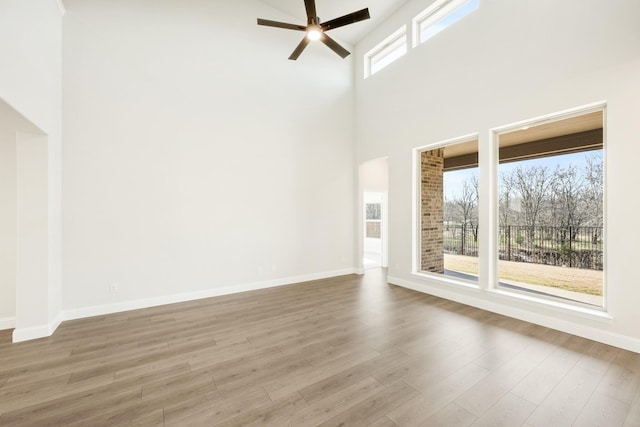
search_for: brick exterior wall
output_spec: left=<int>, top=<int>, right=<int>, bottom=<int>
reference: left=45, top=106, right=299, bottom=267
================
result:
left=421, top=149, right=444, bottom=273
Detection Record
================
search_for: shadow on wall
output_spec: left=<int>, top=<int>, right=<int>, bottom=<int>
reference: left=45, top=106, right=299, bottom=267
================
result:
left=0, top=97, right=50, bottom=340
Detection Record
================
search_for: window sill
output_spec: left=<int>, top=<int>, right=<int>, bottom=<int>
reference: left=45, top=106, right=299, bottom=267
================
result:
left=409, top=271, right=612, bottom=324
left=411, top=270, right=480, bottom=290
left=487, top=287, right=612, bottom=324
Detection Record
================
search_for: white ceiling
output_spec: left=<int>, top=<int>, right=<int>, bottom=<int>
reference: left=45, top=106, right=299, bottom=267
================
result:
left=258, top=0, right=411, bottom=45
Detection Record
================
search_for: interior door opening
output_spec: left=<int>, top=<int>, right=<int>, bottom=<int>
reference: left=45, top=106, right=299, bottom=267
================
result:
left=360, top=157, right=389, bottom=270
left=364, top=192, right=383, bottom=268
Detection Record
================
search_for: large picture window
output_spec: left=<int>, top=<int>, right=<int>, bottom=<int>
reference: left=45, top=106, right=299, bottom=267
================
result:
left=495, top=109, right=605, bottom=307
left=418, top=136, right=479, bottom=284
left=414, top=105, right=606, bottom=313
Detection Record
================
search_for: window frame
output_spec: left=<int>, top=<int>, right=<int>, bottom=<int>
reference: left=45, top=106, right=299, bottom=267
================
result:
left=412, top=0, right=479, bottom=48
left=489, top=103, right=608, bottom=312
left=410, top=102, right=610, bottom=320
left=412, top=133, right=480, bottom=288
left=364, top=26, right=407, bottom=78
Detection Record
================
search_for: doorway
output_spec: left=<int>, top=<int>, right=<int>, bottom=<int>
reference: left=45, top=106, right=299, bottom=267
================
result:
left=364, top=192, right=383, bottom=268
left=359, top=157, right=389, bottom=270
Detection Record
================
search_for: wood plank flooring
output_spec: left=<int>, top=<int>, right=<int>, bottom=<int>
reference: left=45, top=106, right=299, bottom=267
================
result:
left=0, top=269, right=639, bottom=426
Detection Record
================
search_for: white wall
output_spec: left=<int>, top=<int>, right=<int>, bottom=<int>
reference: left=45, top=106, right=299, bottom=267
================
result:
left=0, top=0, right=63, bottom=133
left=0, top=0, right=63, bottom=339
left=0, top=100, right=53, bottom=333
left=0, top=103, right=18, bottom=327
left=62, top=0, right=356, bottom=314
left=355, top=0, right=640, bottom=351
left=16, top=132, right=50, bottom=334
left=361, top=157, right=389, bottom=193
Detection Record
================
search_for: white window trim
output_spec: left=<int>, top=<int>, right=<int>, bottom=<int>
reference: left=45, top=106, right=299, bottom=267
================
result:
left=411, top=132, right=479, bottom=287
left=489, top=101, right=608, bottom=313
left=364, top=25, right=407, bottom=79
left=410, top=102, right=609, bottom=318
left=412, top=0, right=474, bottom=48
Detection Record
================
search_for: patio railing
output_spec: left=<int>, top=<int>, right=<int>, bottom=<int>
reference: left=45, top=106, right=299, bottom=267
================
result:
left=443, top=224, right=603, bottom=270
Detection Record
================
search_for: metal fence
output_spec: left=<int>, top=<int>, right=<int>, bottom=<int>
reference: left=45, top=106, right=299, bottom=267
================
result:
left=443, top=225, right=603, bottom=270
left=443, top=224, right=479, bottom=257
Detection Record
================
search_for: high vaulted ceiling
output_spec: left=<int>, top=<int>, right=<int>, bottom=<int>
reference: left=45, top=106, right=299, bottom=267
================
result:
left=259, top=0, right=411, bottom=45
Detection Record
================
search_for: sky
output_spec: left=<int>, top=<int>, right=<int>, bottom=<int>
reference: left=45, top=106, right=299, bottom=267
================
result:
left=420, top=0, right=479, bottom=43
left=373, top=0, right=479, bottom=76
left=443, top=150, right=603, bottom=200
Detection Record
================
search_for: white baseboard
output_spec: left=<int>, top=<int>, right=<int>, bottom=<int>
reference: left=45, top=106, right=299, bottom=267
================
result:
left=49, top=312, right=62, bottom=337
left=388, top=275, right=640, bottom=354
left=63, top=267, right=358, bottom=322
left=0, top=316, right=16, bottom=331
left=12, top=317, right=61, bottom=343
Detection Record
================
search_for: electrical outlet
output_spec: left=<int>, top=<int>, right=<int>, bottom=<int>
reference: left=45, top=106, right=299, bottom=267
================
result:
left=109, top=283, right=118, bottom=293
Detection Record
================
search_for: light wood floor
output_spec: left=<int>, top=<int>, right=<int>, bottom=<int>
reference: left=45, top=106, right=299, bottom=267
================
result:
left=0, top=269, right=639, bottom=426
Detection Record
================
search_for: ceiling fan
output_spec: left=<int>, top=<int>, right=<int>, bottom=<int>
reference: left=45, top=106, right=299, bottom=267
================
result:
left=257, top=0, right=370, bottom=60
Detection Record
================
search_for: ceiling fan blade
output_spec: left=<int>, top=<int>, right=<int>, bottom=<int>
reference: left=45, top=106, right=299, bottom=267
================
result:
left=320, top=33, right=350, bottom=58
left=321, top=8, right=370, bottom=31
left=304, top=0, right=317, bottom=21
left=289, top=36, right=311, bottom=60
left=257, top=18, right=306, bottom=31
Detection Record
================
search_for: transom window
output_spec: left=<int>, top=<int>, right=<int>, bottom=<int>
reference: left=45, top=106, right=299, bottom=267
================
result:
left=363, top=0, right=478, bottom=79
left=364, top=26, right=407, bottom=78
left=413, top=0, right=479, bottom=47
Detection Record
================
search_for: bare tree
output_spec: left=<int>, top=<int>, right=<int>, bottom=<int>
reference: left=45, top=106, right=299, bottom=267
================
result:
left=504, top=165, right=553, bottom=241
left=499, top=173, right=515, bottom=227
left=469, top=175, right=479, bottom=242
left=552, top=165, right=586, bottom=228
left=451, top=177, right=478, bottom=254
left=492, top=152, right=603, bottom=268
left=582, top=152, right=604, bottom=227
left=454, top=178, right=478, bottom=228
left=443, top=197, right=458, bottom=225
left=582, top=152, right=604, bottom=243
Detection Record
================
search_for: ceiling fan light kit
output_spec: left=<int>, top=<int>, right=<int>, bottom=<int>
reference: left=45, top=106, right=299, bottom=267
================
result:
left=257, top=0, right=370, bottom=60
left=306, top=25, right=322, bottom=41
